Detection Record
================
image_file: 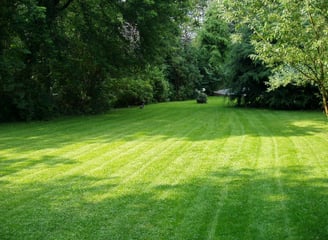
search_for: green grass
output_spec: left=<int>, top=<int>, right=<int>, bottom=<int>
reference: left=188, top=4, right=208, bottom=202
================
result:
left=0, top=97, right=328, bottom=240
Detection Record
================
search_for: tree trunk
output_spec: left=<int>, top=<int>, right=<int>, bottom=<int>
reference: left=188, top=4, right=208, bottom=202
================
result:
left=317, top=80, right=328, bottom=118
left=323, top=92, right=328, bottom=118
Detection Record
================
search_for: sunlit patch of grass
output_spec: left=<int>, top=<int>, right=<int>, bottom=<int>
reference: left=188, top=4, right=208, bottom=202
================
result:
left=0, top=97, right=328, bottom=240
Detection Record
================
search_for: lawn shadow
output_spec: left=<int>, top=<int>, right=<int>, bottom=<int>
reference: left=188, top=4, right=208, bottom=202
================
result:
left=0, top=155, right=77, bottom=177
left=0, top=97, right=326, bottom=153
left=1, top=165, right=327, bottom=239
left=104, top=100, right=327, bottom=142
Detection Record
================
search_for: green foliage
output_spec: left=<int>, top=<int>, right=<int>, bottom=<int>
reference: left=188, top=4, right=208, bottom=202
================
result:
left=225, top=28, right=320, bottom=110
left=195, top=1, right=230, bottom=93
left=164, top=0, right=230, bottom=101
left=224, top=29, right=271, bottom=107
left=109, top=77, right=153, bottom=107
left=0, top=0, right=197, bottom=121
left=166, top=44, right=202, bottom=101
left=121, top=0, right=193, bottom=64
left=0, top=0, right=56, bottom=121
left=146, top=66, right=170, bottom=102
left=266, top=84, right=321, bottom=110
left=195, top=89, right=207, bottom=103
left=223, top=0, right=328, bottom=115
left=108, top=66, right=169, bottom=107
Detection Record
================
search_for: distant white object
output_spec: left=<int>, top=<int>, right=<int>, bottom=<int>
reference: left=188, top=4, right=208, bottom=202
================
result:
left=213, top=89, right=233, bottom=96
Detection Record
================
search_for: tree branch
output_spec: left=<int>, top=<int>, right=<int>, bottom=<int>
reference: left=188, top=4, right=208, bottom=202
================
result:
left=58, top=0, right=74, bottom=11
left=291, top=63, right=316, bottom=83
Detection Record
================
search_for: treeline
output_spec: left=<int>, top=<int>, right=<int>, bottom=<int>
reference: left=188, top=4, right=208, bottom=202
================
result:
left=1, top=0, right=325, bottom=121
left=0, top=0, right=209, bottom=121
left=199, top=1, right=321, bottom=111
left=173, top=1, right=321, bottom=111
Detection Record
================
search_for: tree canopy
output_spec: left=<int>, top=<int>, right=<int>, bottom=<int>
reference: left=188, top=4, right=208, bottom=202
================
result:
left=0, top=0, right=196, bottom=121
left=195, top=0, right=230, bottom=93
left=223, top=0, right=328, bottom=116
left=1, top=0, right=327, bottom=121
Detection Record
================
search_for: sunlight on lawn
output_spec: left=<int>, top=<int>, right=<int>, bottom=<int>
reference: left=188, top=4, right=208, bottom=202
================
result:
left=0, top=97, right=328, bottom=240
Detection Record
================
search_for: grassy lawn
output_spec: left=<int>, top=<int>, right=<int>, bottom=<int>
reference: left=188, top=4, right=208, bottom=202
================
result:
left=0, top=97, right=328, bottom=240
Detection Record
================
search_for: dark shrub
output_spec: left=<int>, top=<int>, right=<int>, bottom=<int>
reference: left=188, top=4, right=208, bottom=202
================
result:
left=196, top=89, right=207, bottom=104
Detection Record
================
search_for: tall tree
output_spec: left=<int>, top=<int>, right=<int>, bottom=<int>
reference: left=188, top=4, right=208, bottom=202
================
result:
left=223, top=0, right=328, bottom=116
left=224, top=27, right=319, bottom=110
left=166, top=44, right=202, bottom=100
left=196, top=1, right=230, bottom=93
left=165, top=0, right=207, bottom=100
left=120, top=0, right=194, bottom=64
left=224, top=28, right=271, bottom=107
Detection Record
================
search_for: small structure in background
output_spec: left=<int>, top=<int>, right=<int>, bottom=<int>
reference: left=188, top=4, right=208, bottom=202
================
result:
left=196, top=88, right=207, bottom=104
left=213, top=89, right=233, bottom=96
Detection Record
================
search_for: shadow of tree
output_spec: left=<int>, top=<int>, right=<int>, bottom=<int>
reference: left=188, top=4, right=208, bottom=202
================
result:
left=0, top=98, right=327, bottom=154
left=0, top=155, right=77, bottom=177
left=1, top=166, right=327, bottom=239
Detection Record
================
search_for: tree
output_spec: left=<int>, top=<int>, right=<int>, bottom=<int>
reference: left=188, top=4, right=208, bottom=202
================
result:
left=0, top=0, right=198, bottom=121
left=224, top=27, right=320, bottom=110
left=224, top=28, right=271, bottom=107
left=120, top=0, right=194, bottom=64
left=223, top=0, right=328, bottom=116
left=166, top=44, right=202, bottom=100
left=0, top=0, right=55, bottom=120
left=196, top=1, right=230, bottom=93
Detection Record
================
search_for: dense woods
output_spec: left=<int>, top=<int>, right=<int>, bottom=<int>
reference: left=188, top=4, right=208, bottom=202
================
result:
left=1, top=0, right=327, bottom=121
left=0, top=0, right=199, bottom=121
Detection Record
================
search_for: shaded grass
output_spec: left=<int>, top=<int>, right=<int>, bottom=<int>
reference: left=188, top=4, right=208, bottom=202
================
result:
left=0, top=97, right=328, bottom=239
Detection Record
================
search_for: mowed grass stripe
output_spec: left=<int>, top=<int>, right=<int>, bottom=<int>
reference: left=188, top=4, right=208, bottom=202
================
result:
left=246, top=111, right=294, bottom=239
left=1, top=97, right=328, bottom=240
left=134, top=109, right=245, bottom=239
left=206, top=133, right=262, bottom=238
left=1, top=102, right=197, bottom=180
left=294, top=135, right=328, bottom=176
left=1, top=101, right=224, bottom=222
left=205, top=110, right=265, bottom=239
left=238, top=109, right=326, bottom=239
left=93, top=107, right=231, bottom=238
left=99, top=105, right=236, bottom=239
left=2, top=136, right=181, bottom=213
left=0, top=105, right=172, bottom=154
left=4, top=139, right=180, bottom=220
left=85, top=105, right=235, bottom=233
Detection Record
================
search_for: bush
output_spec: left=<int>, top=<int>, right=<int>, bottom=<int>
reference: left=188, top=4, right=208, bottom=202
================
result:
left=109, top=78, right=153, bottom=107
left=145, top=66, right=170, bottom=102
left=196, top=89, right=207, bottom=104
left=266, top=84, right=320, bottom=110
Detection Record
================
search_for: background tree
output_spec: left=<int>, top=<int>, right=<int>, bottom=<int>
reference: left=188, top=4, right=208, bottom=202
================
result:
left=0, top=0, right=55, bottom=120
left=195, top=1, right=230, bottom=94
left=225, top=28, right=320, bottom=109
left=223, top=0, right=328, bottom=116
left=166, top=44, right=202, bottom=100
left=164, top=0, right=207, bottom=101
left=0, top=0, right=197, bottom=121
left=224, top=28, right=271, bottom=107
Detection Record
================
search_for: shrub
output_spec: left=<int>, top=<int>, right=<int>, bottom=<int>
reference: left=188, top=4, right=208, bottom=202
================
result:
left=109, top=78, right=153, bottom=107
left=266, top=84, right=320, bottom=110
left=196, top=89, right=207, bottom=104
left=145, top=66, right=170, bottom=102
